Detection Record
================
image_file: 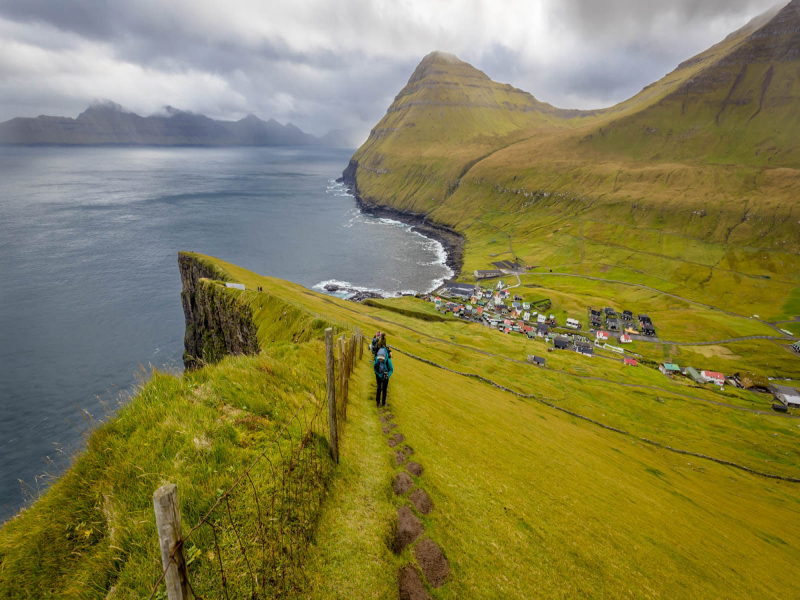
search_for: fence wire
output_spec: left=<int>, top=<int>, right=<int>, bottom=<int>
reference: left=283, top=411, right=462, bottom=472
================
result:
left=148, top=328, right=363, bottom=599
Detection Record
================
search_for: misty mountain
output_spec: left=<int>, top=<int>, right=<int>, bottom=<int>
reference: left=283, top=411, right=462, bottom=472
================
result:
left=0, top=102, right=352, bottom=147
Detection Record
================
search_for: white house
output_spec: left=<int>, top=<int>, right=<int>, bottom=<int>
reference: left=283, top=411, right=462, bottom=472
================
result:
left=537, top=314, right=547, bottom=324
left=596, top=330, right=609, bottom=341
left=771, top=384, right=800, bottom=408
left=566, top=318, right=580, bottom=329
left=701, top=370, right=725, bottom=386
left=523, top=302, right=531, bottom=310
left=523, top=312, right=531, bottom=322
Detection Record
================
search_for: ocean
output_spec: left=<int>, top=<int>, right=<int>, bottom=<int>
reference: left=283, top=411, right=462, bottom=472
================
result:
left=0, top=145, right=452, bottom=521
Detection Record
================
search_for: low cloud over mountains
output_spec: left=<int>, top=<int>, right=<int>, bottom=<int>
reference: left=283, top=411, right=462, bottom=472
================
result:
left=0, top=0, right=778, bottom=144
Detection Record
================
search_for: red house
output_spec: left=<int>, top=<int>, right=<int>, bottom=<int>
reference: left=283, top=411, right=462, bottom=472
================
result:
left=624, top=358, right=638, bottom=367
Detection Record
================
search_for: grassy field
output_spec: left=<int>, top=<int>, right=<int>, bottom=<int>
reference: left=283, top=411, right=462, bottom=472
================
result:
left=3, top=254, right=800, bottom=597
left=0, top=342, right=336, bottom=597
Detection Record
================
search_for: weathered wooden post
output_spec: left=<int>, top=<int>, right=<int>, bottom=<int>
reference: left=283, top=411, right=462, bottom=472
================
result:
left=326, top=328, right=338, bottom=463
left=358, top=328, right=364, bottom=360
left=153, top=484, right=189, bottom=600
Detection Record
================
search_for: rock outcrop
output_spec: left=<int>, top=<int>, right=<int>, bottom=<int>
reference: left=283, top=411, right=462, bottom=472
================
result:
left=179, top=253, right=259, bottom=369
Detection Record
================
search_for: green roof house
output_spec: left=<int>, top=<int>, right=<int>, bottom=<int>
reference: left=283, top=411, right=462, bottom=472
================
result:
left=659, top=363, right=681, bottom=377
left=684, top=367, right=705, bottom=384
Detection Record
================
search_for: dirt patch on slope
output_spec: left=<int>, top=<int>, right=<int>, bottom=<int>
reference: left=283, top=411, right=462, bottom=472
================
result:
left=403, top=445, right=414, bottom=456
left=394, top=506, right=424, bottom=553
left=398, top=564, right=431, bottom=600
left=414, top=538, right=450, bottom=588
left=388, top=438, right=397, bottom=448
left=406, top=462, right=424, bottom=477
left=396, top=450, right=408, bottom=465
left=410, top=489, right=433, bottom=515
left=394, top=472, right=414, bottom=495
left=383, top=427, right=391, bottom=434
left=394, top=433, right=406, bottom=444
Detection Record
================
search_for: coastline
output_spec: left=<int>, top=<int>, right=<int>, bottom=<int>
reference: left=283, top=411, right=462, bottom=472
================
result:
left=340, top=160, right=464, bottom=282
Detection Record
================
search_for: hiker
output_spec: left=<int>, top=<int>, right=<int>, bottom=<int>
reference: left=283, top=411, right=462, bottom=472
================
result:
left=370, top=331, right=381, bottom=357
left=377, top=332, right=391, bottom=358
left=374, top=343, right=393, bottom=407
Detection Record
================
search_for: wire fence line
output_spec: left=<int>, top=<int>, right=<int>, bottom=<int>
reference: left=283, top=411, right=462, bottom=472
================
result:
left=148, top=327, right=364, bottom=599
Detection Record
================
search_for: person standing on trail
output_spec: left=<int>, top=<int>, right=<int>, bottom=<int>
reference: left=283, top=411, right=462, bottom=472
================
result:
left=370, top=331, right=381, bottom=357
left=373, top=340, right=393, bottom=408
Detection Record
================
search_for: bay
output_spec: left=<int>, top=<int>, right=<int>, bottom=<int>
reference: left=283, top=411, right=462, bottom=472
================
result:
left=0, top=146, right=451, bottom=521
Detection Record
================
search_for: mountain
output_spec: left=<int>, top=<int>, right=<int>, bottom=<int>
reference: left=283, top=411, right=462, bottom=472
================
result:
left=345, top=2, right=800, bottom=254
left=345, top=51, right=587, bottom=215
left=584, top=0, right=800, bottom=166
left=0, top=102, right=348, bottom=147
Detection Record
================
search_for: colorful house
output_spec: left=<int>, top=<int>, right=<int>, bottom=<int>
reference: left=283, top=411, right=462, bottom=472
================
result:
left=701, top=370, right=725, bottom=386
left=659, top=363, right=681, bottom=377
left=624, top=358, right=638, bottom=367
left=596, top=331, right=609, bottom=341
left=619, top=334, right=632, bottom=344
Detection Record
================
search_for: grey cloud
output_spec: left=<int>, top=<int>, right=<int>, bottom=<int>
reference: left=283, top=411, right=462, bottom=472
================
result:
left=0, top=0, right=788, bottom=138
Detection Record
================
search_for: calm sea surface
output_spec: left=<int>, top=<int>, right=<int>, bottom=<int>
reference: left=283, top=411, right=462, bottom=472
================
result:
left=0, top=146, right=451, bottom=521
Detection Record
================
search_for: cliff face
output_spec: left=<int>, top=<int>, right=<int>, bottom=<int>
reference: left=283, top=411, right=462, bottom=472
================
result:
left=179, top=253, right=259, bottom=369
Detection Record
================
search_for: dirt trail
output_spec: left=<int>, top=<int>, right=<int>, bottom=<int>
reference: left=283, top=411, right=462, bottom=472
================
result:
left=378, top=403, right=450, bottom=596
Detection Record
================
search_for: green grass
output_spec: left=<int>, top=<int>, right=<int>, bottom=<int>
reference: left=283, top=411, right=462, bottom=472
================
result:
left=4, top=253, right=800, bottom=598
left=303, top=365, right=398, bottom=597
left=0, top=343, right=335, bottom=597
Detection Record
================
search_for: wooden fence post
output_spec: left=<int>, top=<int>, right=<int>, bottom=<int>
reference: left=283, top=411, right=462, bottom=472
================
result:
left=153, top=484, right=189, bottom=600
left=326, top=328, right=338, bottom=463
left=358, top=329, right=364, bottom=360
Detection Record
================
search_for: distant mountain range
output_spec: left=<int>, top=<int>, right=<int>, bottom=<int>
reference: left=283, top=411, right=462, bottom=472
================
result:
left=0, top=102, right=352, bottom=147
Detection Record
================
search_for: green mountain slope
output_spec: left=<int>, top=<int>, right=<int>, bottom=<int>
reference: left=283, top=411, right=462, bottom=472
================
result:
left=586, top=0, right=800, bottom=166
left=346, top=51, right=585, bottom=215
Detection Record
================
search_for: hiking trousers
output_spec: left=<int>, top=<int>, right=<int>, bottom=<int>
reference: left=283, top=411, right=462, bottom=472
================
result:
left=376, top=375, right=389, bottom=407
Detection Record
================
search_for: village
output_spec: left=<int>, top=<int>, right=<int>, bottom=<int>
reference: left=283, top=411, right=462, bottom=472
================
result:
left=431, top=278, right=799, bottom=413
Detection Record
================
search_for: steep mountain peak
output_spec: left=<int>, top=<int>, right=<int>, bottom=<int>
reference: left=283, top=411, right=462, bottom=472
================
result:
left=719, top=0, right=800, bottom=64
left=753, top=0, right=800, bottom=38
left=405, top=51, right=489, bottom=88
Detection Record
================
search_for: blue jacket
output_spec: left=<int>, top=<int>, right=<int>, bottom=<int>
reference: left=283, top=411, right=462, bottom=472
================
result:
left=374, top=355, right=393, bottom=378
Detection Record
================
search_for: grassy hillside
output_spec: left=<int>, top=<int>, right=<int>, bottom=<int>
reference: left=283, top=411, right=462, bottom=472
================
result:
left=4, top=253, right=799, bottom=597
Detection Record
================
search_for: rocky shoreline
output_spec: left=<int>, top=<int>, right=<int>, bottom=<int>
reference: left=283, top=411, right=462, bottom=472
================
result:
left=339, top=160, right=464, bottom=282
left=322, top=282, right=385, bottom=302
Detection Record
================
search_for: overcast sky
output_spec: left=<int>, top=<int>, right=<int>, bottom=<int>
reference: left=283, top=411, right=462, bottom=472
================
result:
left=0, top=0, right=780, bottom=143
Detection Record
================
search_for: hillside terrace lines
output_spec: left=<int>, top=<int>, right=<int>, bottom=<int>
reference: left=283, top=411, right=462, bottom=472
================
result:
left=391, top=346, right=800, bottom=483
left=303, top=292, right=796, bottom=419
left=559, top=226, right=800, bottom=286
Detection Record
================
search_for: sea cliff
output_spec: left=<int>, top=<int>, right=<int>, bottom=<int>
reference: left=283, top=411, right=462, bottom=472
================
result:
left=179, top=252, right=259, bottom=368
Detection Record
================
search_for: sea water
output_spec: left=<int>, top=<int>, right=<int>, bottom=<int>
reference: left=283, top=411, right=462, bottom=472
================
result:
left=0, top=145, right=452, bottom=521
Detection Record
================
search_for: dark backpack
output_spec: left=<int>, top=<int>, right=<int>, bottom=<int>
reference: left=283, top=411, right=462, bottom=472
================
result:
left=376, top=358, right=388, bottom=375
